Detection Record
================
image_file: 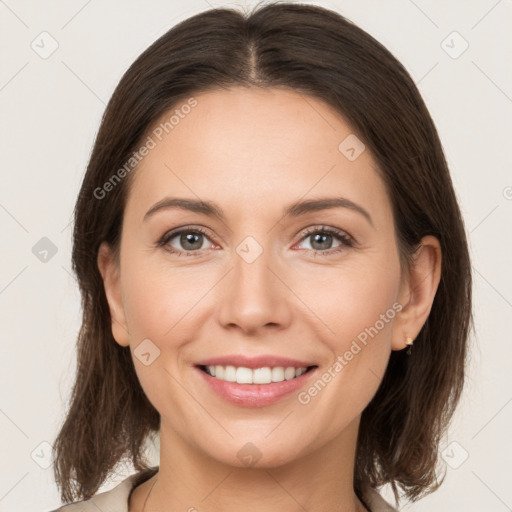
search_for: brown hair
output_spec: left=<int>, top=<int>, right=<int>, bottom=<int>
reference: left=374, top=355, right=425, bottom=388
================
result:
left=53, top=1, right=472, bottom=506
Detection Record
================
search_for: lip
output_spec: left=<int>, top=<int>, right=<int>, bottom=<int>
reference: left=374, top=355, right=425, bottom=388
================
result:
left=195, top=354, right=316, bottom=369
left=195, top=365, right=319, bottom=408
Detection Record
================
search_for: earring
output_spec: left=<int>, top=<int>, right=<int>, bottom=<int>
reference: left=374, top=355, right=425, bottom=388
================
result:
left=405, top=337, right=414, bottom=356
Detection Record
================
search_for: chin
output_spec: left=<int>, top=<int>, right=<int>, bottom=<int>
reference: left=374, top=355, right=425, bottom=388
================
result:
left=202, top=434, right=313, bottom=470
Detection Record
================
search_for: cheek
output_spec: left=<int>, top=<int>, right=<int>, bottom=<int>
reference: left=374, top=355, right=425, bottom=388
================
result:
left=121, top=237, right=401, bottom=359
left=332, top=275, right=398, bottom=350
left=298, top=258, right=401, bottom=422
left=121, top=251, right=207, bottom=341
left=295, top=256, right=400, bottom=411
left=296, top=255, right=401, bottom=351
left=119, top=257, right=200, bottom=421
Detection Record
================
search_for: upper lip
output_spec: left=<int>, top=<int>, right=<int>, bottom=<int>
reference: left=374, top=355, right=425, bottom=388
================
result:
left=195, top=355, right=317, bottom=369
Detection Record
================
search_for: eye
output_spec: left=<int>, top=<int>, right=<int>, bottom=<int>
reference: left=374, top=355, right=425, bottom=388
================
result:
left=295, top=226, right=354, bottom=256
left=157, top=225, right=354, bottom=257
left=158, top=227, right=215, bottom=256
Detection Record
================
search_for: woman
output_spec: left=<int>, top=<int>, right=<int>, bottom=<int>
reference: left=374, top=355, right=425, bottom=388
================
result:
left=50, top=2, right=472, bottom=511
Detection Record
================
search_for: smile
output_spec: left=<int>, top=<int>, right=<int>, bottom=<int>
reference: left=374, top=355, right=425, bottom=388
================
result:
left=195, top=363, right=319, bottom=407
left=199, top=364, right=316, bottom=384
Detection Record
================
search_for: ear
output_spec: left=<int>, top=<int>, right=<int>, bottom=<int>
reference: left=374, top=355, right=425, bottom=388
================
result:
left=97, top=242, right=130, bottom=347
left=391, top=235, right=442, bottom=351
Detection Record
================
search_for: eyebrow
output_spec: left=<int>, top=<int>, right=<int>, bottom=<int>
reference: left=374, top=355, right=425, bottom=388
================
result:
left=143, top=196, right=373, bottom=227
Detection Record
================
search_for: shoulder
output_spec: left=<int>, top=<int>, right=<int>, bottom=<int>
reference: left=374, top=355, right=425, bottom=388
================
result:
left=48, top=467, right=158, bottom=512
left=362, top=485, right=397, bottom=511
left=49, top=467, right=395, bottom=512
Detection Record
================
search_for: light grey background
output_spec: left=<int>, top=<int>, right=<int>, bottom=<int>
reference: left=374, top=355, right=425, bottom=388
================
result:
left=0, top=1, right=511, bottom=510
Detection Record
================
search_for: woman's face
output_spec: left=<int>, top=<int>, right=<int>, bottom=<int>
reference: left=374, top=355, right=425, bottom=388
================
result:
left=101, top=87, right=409, bottom=467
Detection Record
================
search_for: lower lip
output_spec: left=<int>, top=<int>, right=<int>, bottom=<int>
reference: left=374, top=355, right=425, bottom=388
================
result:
left=195, top=366, right=318, bottom=408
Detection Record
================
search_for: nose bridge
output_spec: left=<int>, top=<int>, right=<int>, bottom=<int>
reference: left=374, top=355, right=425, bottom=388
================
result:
left=217, top=234, right=291, bottom=333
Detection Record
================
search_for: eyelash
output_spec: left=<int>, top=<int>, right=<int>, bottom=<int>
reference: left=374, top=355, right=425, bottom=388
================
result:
left=157, top=225, right=354, bottom=258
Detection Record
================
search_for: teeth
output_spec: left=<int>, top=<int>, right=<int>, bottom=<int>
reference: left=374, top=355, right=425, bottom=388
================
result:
left=205, top=365, right=309, bottom=384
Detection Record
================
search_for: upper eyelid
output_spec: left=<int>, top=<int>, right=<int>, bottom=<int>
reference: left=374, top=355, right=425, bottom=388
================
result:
left=159, top=226, right=216, bottom=249
left=160, top=224, right=354, bottom=249
left=161, top=225, right=217, bottom=243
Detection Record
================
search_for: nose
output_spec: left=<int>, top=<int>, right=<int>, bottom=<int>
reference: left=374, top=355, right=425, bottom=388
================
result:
left=216, top=242, right=292, bottom=336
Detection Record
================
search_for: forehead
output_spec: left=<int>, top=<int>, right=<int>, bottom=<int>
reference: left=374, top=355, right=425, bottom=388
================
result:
left=126, top=87, right=390, bottom=222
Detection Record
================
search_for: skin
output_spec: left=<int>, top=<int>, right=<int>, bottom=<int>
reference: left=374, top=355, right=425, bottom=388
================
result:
left=98, top=87, right=441, bottom=512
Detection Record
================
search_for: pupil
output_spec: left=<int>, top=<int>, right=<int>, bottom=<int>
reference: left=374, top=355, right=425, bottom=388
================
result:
left=182, top=232, right=202, bottom=250
left=179, top=232, right=333, bottom=251
left=312, top=233, right=331, bottom=250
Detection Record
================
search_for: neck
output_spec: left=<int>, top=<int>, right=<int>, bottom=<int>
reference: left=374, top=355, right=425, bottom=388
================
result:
left=136, top=416, right=367, bottom=512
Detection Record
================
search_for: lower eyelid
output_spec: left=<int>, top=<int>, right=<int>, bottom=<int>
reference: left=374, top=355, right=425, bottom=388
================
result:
left=159, top=227, right=354, bottom=254
left=297, top=229, right=353, bottom=246
left=161, top=229, right=213, bottom=250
